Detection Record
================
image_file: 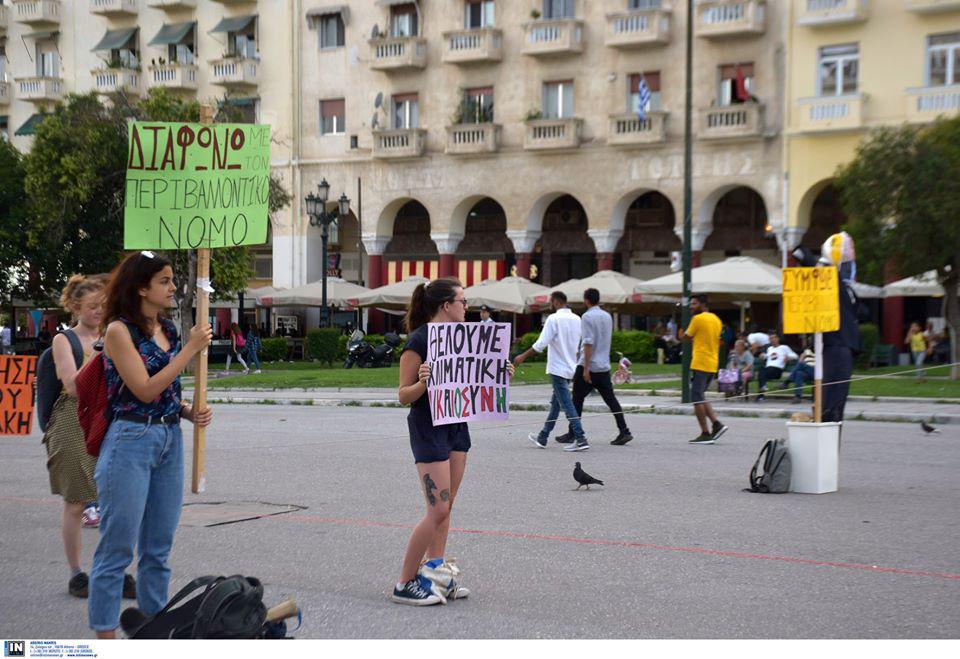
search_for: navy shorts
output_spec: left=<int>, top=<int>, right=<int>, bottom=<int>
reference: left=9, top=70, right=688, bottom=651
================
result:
left=690, top=370, right=715, bottom=403
left=408, top=414, right=471, bottom=464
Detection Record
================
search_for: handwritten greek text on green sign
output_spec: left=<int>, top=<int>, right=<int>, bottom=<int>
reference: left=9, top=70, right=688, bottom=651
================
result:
left=123, top=122, right=271, bottom=250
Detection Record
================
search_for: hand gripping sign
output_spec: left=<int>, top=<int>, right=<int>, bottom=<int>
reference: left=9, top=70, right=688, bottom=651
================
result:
left=427, top=322, right=512, bottom=427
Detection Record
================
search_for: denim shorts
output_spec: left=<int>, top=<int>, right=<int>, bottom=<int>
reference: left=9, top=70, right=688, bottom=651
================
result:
left=407, top=413, right=471, bottom=464
left=690, top=370, right=715, bottom=403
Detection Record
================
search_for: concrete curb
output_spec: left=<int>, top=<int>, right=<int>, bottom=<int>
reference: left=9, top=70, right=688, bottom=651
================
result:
left=200, top=394, right=960, bottom=425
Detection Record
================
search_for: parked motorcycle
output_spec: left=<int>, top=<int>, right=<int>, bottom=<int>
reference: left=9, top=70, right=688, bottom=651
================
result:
left=343, top=330, right=403, bottom=369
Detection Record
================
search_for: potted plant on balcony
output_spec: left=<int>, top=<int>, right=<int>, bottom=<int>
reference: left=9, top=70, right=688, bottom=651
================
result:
left=530, top=9, right=541, bottom=19
left=525, top=109, right=543, bottom=122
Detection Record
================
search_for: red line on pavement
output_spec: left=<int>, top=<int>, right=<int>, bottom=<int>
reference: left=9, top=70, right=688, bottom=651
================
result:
left=6, top=496, right=958, bottom=582
left=277, top=513, right=960, bottom=582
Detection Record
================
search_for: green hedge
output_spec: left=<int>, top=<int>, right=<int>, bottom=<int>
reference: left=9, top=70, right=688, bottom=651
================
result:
left=857, top=323, right=879, bottom=368
left=305, top=328, right=340, bottom=365
left=261, top=337, right=288, bottom=362
left=516, top=329, right=656, bottom=364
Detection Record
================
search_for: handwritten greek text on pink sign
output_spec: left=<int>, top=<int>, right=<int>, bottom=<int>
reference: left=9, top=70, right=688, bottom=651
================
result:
left=427, top=322, right=511, bottom=427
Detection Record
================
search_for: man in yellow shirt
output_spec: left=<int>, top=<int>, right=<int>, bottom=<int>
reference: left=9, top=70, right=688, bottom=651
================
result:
left=680, top=295, right=728, bottom=445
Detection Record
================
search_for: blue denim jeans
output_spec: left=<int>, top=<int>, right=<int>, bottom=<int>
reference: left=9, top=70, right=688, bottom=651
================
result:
left=247, top=348, right=262, bottom=371
left=89, top=418, right=184, bottom=631
left=539, top=375, right=585, bottom=440
left=791, top=363, right=815, bottom=398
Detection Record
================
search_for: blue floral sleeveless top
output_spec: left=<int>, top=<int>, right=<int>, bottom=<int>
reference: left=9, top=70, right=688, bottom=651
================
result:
left=105, top=317, right=182, bottom=418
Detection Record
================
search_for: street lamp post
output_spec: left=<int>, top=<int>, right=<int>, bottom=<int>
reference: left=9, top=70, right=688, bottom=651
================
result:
left=305, top=179, right=351, bottom=327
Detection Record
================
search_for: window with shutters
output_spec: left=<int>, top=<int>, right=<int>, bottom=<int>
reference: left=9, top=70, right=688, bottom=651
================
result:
left=718, top=62, right=754, bottom=105
left=390, top=4, right=418, bottom=37
left=36, top=40, right=59, bottom=78
left=818, top=45, right=858, bottom=96
left=629, top=0, right=662, bottom=8
left=465, top=0, right=495, bottom=29
left=319, top=13, right=345, bottom=50
left=543, top=0, right=575, bottom=19
left=228, top=19, right=258, bottom=59
left=462, top=87, right=494, bottom=123
left=392, top=93, right=419, bottom=129
left=542, top=80, right=574, bottom=118
left=628, top=71, right=661, bottom=113
left=927, top=32, right=960, bottom=87
left=320, top=99, right=346, bottom=135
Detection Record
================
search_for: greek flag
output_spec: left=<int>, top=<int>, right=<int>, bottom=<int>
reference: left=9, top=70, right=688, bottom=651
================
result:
left=636, top=76, right=652, bottom=121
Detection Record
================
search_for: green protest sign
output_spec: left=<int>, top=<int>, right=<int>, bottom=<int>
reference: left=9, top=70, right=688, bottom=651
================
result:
left=123, top=121, right=271, bottom=249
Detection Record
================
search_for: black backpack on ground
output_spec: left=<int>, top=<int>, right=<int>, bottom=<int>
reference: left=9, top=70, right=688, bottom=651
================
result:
left=121, top=575, right=267, bottom=639
left=36, top=329, right=84, bottom=432
left=749, top=438, right=792, bottom=493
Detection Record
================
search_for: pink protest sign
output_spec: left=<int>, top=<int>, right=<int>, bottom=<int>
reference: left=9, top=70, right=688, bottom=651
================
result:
left=427, top=322, right=511, bottom=427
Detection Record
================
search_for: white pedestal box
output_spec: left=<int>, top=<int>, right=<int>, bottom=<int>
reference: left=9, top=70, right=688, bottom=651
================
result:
left=785, top=422, right=841, bottom=494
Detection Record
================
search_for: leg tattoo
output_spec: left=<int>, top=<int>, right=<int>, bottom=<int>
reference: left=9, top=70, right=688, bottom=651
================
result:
left=423, top=473, right=438, bottom=507
left=439, top=489, right=450, bottom=502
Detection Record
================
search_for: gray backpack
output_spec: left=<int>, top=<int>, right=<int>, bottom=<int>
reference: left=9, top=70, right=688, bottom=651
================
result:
left=749, top=438, right=791, bottom=493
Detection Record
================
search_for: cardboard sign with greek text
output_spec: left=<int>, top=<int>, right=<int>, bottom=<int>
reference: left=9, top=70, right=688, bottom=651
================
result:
left=123, top=122, right=271, bottom=249
left=427, top=322, right=511, bottom=426
left=0, top=356, right=38, bottom=436
left=782, top=267, right=840, bottom=334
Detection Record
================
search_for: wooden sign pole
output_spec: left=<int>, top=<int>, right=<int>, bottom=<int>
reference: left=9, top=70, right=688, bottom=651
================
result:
left=814, top=331, right=823, bottom=423
left=192, top=104, right=214, bottom=494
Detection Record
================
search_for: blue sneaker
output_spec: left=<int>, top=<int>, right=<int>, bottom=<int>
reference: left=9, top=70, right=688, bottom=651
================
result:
left=391, top=577, right=443, bottom=606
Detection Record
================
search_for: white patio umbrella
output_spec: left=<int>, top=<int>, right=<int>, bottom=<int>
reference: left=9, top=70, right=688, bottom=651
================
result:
left=883, top=271, right=945, bottom=297
left=539, top=270, right=677, bottom=310
left=849, top=281, right=883, bottom=299
left=635, top=256, right=784, bottom=302
left=249, top=286, right=287, bottom=305
left=259, top=278, right=370, bottom=308
left=464, top=276, right=551, bottom=314
left=351, top=276, right=431, bottom=310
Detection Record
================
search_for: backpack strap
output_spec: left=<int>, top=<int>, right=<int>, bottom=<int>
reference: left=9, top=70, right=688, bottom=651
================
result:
left=153, top=576, right=222, bottom=617
left=749, top=440, right=772, bottom=493
left=63, top=329, right=84, bottom=370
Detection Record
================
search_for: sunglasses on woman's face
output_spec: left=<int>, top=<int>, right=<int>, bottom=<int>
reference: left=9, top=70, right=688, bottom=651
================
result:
left=450, top=298, right=468, bottom=307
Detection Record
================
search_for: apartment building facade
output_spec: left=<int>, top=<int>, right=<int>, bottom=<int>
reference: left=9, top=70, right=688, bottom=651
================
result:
left=785, top=0, right=960, bottom=344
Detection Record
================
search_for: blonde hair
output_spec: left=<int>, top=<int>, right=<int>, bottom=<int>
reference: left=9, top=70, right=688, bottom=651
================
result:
left=60, top=274, right=107, bottom=316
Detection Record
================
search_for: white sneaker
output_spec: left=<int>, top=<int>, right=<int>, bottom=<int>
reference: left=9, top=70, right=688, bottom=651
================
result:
left=243, top=369, right=250, bottom=375
left=254, top=370, right=262, bottom=374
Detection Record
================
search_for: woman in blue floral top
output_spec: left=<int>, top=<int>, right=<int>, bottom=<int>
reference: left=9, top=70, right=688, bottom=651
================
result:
left=88, top=251, right=212, bottom=638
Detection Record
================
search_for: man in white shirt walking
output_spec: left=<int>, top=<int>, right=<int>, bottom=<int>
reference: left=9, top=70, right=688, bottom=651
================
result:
left=756, top=332, right=798, bottom=401
left=514, top=291, right=588, bottom=451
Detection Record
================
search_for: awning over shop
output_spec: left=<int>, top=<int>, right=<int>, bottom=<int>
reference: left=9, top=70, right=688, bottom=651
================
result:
left=307, top=5, right=350, bottom=25
left=22, top=31, right=59, bottom=40
left=210, top=15, right=257, bottom=34
left=15, top=113, right=47, bottom=137
left=148, top=22, right=196, bottom=47
left=92, top=27, right=138, bottom=52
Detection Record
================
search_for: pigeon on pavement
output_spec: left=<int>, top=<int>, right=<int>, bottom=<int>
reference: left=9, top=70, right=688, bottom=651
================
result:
left=573, top=462, right=604, bottom=490
left=921, top=421, right=940, bottom=434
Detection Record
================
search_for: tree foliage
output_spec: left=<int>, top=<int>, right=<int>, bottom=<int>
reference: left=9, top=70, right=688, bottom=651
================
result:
left=836, top=115, right=960, bottom=378
left=0, top=138, right=28, bottom=301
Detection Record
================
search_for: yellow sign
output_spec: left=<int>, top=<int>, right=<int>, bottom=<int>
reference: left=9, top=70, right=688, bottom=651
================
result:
left=782, top=267, right=840, bottom=334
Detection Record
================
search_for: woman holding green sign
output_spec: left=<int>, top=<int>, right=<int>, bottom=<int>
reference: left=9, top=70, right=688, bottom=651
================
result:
left=88, top=251, right=213, bottom=638
left=393, top=278, right=514, bottom=606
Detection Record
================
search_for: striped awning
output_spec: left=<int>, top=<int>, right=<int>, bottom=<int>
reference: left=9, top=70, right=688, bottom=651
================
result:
left=210, top=15, right=257, bottom=34
left=457, top=259, right=506, bottom=287
left=385, top=260, right=438, bottom=284
left=306, top=5, right=350, bottom=25
left=15, top=113, right=47, bottom=137
left=148, top=22, right=195, bottom=47
left=92, top=27, right=137, bottom=52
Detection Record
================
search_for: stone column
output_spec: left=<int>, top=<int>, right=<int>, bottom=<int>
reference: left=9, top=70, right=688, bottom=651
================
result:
left=587, top=229, right=623, bottom=271
left=674, top=226, right=710, bottom=268
left=776, top=227, right=807, bottom=267
left=431, top=232, right=464, bottom=279
left=507, top=229, right=541, bottom=280
left=362, top=235, right=391, bottom=334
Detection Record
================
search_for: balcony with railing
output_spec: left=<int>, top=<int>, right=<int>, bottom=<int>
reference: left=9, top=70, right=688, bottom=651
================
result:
left=446, top=123, right=500, bottom=155
left=605, top=7, right=671, bottom=48
left=796, top=94, right=864, bottom=132
left=797, top=0, right=867, bottom=26
left=16, top=76, right=63, bottom=102
left=442, top=28, right=502, bottom=64
left=904, top=0, right=960, bottom=12
left=90, top=0, right=138, bottom=17
left=522, top=19, right=584, bottom=57
left=695, top=0, right=764, bottom=38
left=369, top=36, right=427, bottom=71
left=146, top=0, right=196, bottom=9
left=92, top=67, right=141, bottom=96
left=210, top=0, right=255, bottom=4
left=698, top=103, right=764, bottom=140
left=608, top=112, right=667, bottom=147
left=0, top=81, right=10, bottom=106
left=147, top=63, right=198, bottom=91
left=209, top=57, right=259, bottom=88
left=905, top=86, right=960, bottom=122
left=13, top=0, right=61, bottom=25
left=372, top=128, right=427, bottom=159
left=524, top=118, right=583, bottom=150
left=0, top=4, right=9, bottom=32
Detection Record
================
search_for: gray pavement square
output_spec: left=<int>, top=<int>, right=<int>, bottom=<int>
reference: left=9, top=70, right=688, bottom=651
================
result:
left=1, top=404, right=958, bottom=638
